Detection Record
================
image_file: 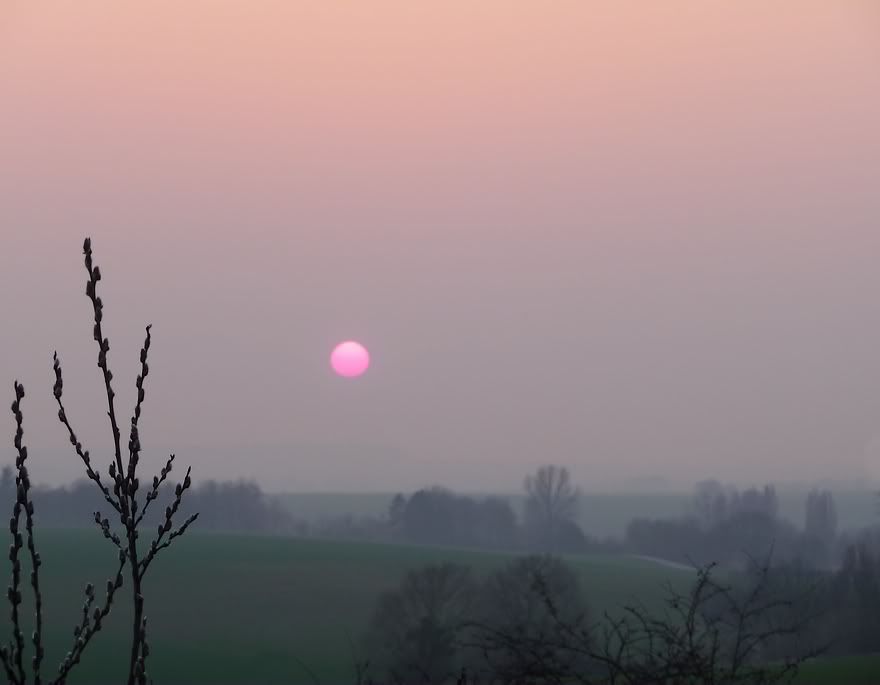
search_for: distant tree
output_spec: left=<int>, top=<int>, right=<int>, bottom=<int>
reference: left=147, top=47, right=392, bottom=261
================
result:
left=176, top=479, right=292, bottom=533
left=731, top=485, right=779, bottom=519
left=798, top=489, right=839, bottom=568
left=389, top=493, right=407, bottom=530
left=692, top=479, right=729, bottom=529
left=629, top=482, right=800, bottom=569
left=397, top=488, right=519, bottom=551
left=401, top=487, right=461, bottom=546
left=523, top=465, right=579, bottom=553
left=805, top=489, right=837, bottom=544
left=471, top=497, right=518, bottom=550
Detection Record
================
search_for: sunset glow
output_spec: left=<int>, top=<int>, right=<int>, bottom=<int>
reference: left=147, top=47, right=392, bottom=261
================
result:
left=2, top=2, right=879, bottom=490
left=331, top=341, right=370, bottom=378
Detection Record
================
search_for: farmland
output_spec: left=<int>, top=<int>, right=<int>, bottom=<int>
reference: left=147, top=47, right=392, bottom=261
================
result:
left=20, top=529, right=690, bottom=685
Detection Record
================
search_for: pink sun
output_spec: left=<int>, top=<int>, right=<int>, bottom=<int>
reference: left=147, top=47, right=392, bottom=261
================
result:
left=330, top=341, right=370, bottom=378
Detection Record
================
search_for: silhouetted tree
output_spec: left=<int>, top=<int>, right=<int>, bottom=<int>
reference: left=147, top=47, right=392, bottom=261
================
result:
left=400, top=488, right=461, bottom=546
left=691, top=479, right=729, bottom=529
left=389, top=493, right=408, bottom=532
left=470, top=557, right=826, bottom=685
left=828, top=542, right=880, bottom=654
left=629, top=483, right=799, bottom=568
left=805, top=489, right=838, bottom=541
left=471, top=498, right=519, bottom=550
left=731, top=485, right=779, bottom=520
left=396, top=488, right=519, bottom=551
left=523, top=465, right=579, bottom=553
left=468, top=556, right=590, bottom=682
left=367, top=563, right=477, bottom=684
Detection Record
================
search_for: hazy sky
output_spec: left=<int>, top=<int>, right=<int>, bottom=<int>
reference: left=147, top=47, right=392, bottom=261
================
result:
left=2, top=2, right=880, bottom=492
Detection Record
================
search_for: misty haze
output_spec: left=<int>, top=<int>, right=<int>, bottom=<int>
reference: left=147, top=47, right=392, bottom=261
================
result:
left=1, top=2, right=879, bottom=685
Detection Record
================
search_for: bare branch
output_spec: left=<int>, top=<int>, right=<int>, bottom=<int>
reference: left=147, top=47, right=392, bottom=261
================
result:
left=126, top=326, right=152, bottom=501
left=82, top=238, right=126, bottom=488
left=53, top=353, right=121, bottom=515
left=51, top=550, right=126, bottom=685
left=469, top=556, right=826, bottom=685
left=140, top=512, right=199, bottom=575
left=7, top=382, right=29, bottom=685
left=134, top=454, right=175, bottom=528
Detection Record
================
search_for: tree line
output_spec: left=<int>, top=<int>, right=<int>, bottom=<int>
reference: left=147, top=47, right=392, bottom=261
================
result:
left=305, top=465, right=622, bottom=556
left=0, top=467, right=292, bottom=536
left=304, top=469, right=878, bottom=580
left=625, top=480, right=844, bottom=569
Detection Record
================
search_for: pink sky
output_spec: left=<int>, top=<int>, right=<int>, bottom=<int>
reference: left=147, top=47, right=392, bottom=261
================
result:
left=2, top=2, right=880, bottom=491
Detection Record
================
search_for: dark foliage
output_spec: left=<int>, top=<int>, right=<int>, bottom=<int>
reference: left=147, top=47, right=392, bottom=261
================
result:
left=824, top=541, right=880, bottom=654
left=366, top=563, right=477, bottom=684
left=626, top=482, right=838, bottom=570
left=467, top=556, right=591, bottom=683
left=800, top=489, right=838, bottom=569
left=392, top=488, right=519, bottom=551
left=367, top=554, right=827, bottom=685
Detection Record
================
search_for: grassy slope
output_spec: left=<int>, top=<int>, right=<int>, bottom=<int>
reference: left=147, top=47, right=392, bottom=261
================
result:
left=8, top=528, right=877, bottom=684
left=796, top=654, right=880, bottom=685
left=14, top=529, right=690, bottom=685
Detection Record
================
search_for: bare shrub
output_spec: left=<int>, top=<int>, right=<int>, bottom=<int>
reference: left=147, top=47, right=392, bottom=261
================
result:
left=1, top=238, right=198, bottom=685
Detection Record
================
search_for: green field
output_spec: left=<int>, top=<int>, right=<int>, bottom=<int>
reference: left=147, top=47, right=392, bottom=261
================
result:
left=270, top=489, right=880, bottom=539
left=796, top=654, right=880, bottom=685
left=15, top=529, right=692, bottom=685
left=4, top=528, right=878, bottom=684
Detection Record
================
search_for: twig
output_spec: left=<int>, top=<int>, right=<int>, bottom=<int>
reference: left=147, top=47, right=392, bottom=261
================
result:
left=51, top=551, right=126, bottom=685
left=135, top=454, right=175, bottom=527
left=7, top=383, right=30, bottom=685
left=53, top=354, right=121, bottom=515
